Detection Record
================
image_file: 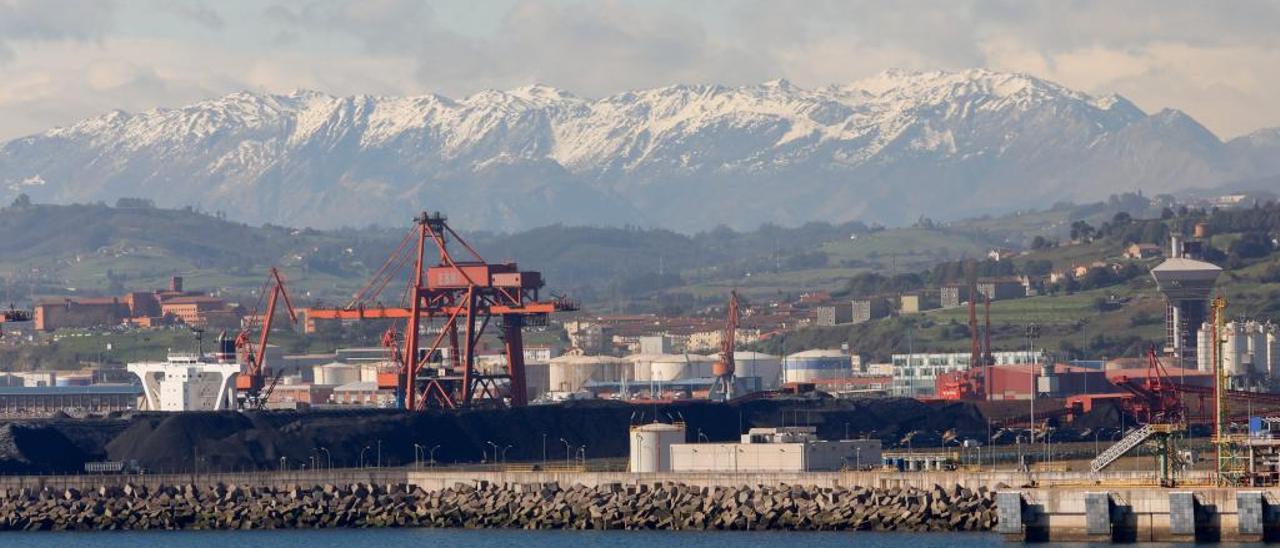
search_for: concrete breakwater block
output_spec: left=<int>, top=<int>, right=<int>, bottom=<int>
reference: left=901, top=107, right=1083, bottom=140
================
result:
left=0, top=481, right=997, bottom=532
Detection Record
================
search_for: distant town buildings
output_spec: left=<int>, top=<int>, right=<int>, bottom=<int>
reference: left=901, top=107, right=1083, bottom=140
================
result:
left=33, top=277, right=241, bottom=331
left=815, top=298, right=889, bottom=326
left=899, top=293, right=939, bottom=314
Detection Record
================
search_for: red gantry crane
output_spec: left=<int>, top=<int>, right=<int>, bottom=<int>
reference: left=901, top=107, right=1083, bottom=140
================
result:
left=235, top=267, right=298, bottom=409
left=709, top=290, right=740, bottom=402
left=304, top=211, right=577, bottom=410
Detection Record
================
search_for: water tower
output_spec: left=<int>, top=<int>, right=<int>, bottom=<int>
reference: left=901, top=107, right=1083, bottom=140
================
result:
left=1151, top=257, right=1222, bottom=368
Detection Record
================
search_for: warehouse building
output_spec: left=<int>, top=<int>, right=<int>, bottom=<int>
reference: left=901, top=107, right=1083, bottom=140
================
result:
left=668, top=427, right=881, bottom=472
left=0, top=385, right=141, bottom=416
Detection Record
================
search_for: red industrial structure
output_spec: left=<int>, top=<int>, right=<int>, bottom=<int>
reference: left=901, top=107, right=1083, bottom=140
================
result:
left=0, top=306, right=31, bottom=336
left=235, top=267, right=298, bottom=408
left=709, top=290, right=740, bottom=402
left=304, top=211, right=577, bottom=410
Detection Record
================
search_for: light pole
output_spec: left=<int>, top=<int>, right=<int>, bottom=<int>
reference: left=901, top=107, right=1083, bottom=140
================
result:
left=560, top=438, right=571, bottom=465
left=501, top=445, right=512, bottom=464
left=430, top=445, right=440, bottom=468
left=1026, top=323, right=1039, bottom=460
left=486, top=441, right=499, bottom=465
left=855, top=447, right=862, bottom=470
left=279, top=456, right=287, bottom=472
left=577, top=446, right=586, bottom=466
left=414, top=443, right=424, bottom=469
left=541, top=434, right=547, bottom=465
left=360, top=446, right=370, bottom=469
left=319, top=447, right=331, bottom=470
left=376, top=440, right=382, bottom=468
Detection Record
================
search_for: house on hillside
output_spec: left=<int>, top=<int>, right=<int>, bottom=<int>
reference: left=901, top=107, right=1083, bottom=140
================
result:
left=1125, top=243, right=1163, bottom=260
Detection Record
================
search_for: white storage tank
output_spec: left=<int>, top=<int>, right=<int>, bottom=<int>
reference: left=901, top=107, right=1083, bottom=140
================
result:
left=783, top=349, right=852, bottom=383
left=313, top=363, right=361, bottom=386
left=548, top=355, right=627, bottom=393
left=1269, top=328, right=1279, bottom=378
left=733, top=351, right=782, bottom=389
left=629, top=422, right=686, bottom=473
left=626, top=353, right=662, bottom=382
left=649, top=354, right=715, bottom=382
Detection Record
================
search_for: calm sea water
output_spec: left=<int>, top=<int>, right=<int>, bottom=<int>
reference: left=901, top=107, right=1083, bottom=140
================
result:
left=0, top=529, right=1007, bottom=548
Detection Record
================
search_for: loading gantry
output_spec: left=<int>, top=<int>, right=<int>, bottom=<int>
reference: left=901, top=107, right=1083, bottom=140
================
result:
left=304, top=211, right=577, bottom=410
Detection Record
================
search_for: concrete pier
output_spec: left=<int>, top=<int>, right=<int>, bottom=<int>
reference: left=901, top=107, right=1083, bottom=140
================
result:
left=996, top=487, right=1280, bottom=542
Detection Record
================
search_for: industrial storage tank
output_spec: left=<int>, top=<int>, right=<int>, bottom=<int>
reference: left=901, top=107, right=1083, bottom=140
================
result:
left=649, top=354, right=715, bottom=382
left=628, top=422, right=686, bottom=473
left=783, top=349, right=852, bottom=383
left=626, top=354, right=664, bottom=382
left=548, top=355, right=628, bottom=393
left=313, top=363, right=361, bottom=386
left=733, top=351, right=782, bottom=389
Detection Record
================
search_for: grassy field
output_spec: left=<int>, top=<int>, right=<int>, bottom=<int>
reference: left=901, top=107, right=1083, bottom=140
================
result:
left=820, top=227, right=999, bottom=271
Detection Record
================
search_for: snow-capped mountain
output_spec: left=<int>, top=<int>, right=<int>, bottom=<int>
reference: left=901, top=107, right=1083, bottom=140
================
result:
left=2, top=69, right=1276, bottom=231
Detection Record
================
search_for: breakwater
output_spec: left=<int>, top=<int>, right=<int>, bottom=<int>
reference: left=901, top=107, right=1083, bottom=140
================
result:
left=0, top=480, right=997, bottom=532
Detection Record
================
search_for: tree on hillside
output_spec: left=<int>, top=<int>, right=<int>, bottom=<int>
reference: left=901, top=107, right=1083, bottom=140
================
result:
left=1070, top=220, right=1096, bottom=242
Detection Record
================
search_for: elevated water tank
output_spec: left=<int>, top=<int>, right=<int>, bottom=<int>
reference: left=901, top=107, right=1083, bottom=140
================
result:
left=783, top=349, right=852, bottom=383
left=628, top=422, right=686, bottom=473
left=733, top=351, right=781, bottom=389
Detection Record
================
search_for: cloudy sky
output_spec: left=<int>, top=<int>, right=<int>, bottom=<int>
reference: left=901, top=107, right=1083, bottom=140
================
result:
left=2, top=0, right=1279, bottom=141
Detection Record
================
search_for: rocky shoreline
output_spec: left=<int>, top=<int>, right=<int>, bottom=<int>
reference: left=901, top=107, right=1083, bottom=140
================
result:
left=0, top=481, right=998, bottom=532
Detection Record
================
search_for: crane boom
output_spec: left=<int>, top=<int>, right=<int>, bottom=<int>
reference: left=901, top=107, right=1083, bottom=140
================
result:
left=709, top=290, right=740, bottom=402
left=236, top=267, right=298, bottom=408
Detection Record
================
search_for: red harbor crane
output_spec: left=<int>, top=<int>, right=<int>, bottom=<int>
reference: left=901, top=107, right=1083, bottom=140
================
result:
left=709, top=290, right=740, bottom=402
left=235, top=267, right=298, bottom=408
left=304, top=211, right=577, bottom=410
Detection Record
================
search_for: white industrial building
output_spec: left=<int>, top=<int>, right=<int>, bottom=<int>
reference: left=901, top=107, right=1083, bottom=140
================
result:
left=667, top=427, right=881, bottom=472
left=128, top=353, right=241, bottom=411
left=891, top=350, right=1039, bottom=397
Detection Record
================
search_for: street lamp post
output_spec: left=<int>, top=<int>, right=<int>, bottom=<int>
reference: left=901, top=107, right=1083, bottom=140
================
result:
left=319, top=447, right=331, bottom=470
left=414, top=444, right=423, bottom=469
left=430, top=445, right=440, bottom=468
left=541, top=434, right=547, bottom=465
left=376, top=440, right=382, bottom=468
left=560, top=438, right=571, bottom=465
left=501, top=445, right=512, bottom=464
left=279, top=456, right=287, bottom=472
left=360, top=446, right=370, bottom=469
left=486, top=441, right=499, bottom=465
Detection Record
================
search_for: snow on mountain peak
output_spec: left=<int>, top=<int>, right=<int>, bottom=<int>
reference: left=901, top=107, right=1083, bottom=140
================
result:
left=4, top=69, right=1264, bottom=232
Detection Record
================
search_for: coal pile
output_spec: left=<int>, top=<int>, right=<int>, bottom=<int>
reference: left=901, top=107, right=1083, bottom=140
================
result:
left=0, top=397, right=991, bottom=475
left=0, top=423, right=94, bottom=474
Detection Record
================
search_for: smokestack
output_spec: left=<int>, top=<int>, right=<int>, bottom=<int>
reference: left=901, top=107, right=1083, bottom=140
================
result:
left=1170, top=234, right=1182, bottom=259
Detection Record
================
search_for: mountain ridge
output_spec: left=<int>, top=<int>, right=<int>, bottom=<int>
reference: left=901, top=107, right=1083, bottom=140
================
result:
left=3, top=69, right=1277, bottom=231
